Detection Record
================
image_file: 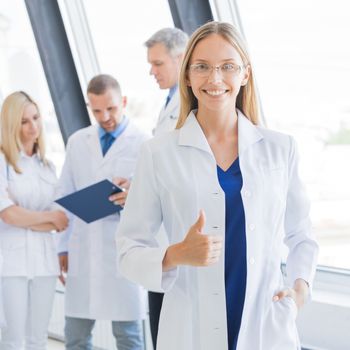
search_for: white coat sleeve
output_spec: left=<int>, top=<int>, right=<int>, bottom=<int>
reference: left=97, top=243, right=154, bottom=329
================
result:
left=54, top=138, right=76, bottom=254
left=0, top=155, right=15, bottom=212
left=284, top=136, right=318, bottom=293
left=116, top=142, right=178, bottom=293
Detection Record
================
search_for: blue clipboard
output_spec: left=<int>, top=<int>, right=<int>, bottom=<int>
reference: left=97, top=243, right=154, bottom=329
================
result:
left=55, top=179, right=124, bottom=223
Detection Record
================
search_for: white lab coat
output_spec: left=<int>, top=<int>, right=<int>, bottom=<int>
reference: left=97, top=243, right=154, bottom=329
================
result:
left=0, top=152, right=60, bottom=278
left=153, top=89, right=180, bottom=136
left=117, top=110, right=318, bottom=350
left=0, top=253, right=5, bottom=328
left=57, top=122, right=148, bottom=320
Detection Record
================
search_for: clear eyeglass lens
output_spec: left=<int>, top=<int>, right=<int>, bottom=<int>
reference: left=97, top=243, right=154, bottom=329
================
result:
left=190, top=63, right=241, bottom=76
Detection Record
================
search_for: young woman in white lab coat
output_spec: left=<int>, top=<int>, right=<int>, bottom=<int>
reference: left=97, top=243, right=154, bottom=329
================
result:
left=0, top=91, right=68, bottom=349
left=117, top=22, right=318, bottom=350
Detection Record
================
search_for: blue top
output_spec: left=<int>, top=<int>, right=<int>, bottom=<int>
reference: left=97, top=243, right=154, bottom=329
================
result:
left=98, top=115, right=129, bottom=153
left=217, top=158, right=247, bottom=350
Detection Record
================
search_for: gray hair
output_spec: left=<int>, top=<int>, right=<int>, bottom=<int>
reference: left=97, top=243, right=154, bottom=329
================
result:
left=145, top=28, right=188, bottom=57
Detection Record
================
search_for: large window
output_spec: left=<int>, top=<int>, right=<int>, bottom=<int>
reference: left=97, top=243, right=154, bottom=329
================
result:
left=236, top=0, right=350, bottom=269
left=0, top=0, right=65, bottom=172
left=65, top=0, right=175, bottom=134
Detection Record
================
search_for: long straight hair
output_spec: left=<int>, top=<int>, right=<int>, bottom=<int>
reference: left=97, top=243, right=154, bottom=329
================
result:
left=176, top=21, right=260, bottom=128
left=0, top=91, right=46, bottom=173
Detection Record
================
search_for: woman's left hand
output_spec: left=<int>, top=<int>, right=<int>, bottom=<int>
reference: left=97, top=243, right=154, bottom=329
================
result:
left=272, top=278, right=309, bottom=310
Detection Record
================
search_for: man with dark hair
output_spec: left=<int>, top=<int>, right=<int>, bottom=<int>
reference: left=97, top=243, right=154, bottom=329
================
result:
left=57, top=74, right=148, bottom=350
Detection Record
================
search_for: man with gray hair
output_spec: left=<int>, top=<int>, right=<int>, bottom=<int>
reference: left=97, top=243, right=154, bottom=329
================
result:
left=144, top=27, right=188, bottom=349
left=145, top=27, right=188, bottom=136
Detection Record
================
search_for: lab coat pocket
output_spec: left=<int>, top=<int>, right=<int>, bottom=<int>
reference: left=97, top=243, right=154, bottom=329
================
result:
left=283, top=295, right=298, bottom=320
left=262, top=296, right=300, bottom=350
left=39, top=167, right=57, bottom=185
left=1, top=238, right=26, bottom=274
left=110, top=157, right=136, bottom=180
left=261, top=165, right=286, bottom=198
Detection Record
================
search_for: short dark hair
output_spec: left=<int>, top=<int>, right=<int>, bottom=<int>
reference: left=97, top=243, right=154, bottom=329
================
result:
left=87, top=74, right=121, bottom=95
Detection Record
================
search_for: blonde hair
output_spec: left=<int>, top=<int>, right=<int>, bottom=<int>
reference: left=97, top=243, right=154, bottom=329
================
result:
left=176, top=21, right=260, bottom=128
left=0, top=91, right=46, bottom=173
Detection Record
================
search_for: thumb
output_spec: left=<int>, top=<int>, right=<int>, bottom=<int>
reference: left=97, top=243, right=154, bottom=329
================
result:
left=193, top=210, right=206, bottom=233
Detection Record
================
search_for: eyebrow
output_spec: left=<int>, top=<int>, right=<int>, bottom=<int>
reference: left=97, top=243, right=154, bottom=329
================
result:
left=22, top=114, right=39, bottom=120
left=191, top=58, right=240, bottom=64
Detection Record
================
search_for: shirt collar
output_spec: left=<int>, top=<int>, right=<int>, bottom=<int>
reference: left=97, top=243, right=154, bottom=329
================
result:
left=98, top=115, right=128, bottom=139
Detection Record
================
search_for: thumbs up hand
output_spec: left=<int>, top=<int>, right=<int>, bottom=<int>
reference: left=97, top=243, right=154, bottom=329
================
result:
left=162, top=210, right=223, bottom=271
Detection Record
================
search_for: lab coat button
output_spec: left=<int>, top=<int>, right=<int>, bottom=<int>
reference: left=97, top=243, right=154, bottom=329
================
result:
left=249, top=223, right=256, bottom=231
left=249, top=257, right=255, bottom=265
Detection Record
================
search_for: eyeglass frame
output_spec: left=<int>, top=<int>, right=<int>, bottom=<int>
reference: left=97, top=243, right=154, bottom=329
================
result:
left=188, top=62, right=245, bottom=77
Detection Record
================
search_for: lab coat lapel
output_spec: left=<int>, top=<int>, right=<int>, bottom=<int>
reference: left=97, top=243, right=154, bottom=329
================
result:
left=157, top=90, right=179, bottom=126
left=86, top=125, right=103, bottom=162
left=165, top=90, right=179, bottom=117
left=101, top=122, right=137, bottom=165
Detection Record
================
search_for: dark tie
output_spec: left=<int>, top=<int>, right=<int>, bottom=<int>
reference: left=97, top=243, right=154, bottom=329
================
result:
left=165, top=94, right=171, bottom=107
left=102, top=133, right=115, bottom=156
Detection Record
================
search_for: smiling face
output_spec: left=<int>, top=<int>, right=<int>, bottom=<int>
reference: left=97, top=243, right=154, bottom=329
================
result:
left=88, top=88, right=126, bottom=132
left=20, top=103, right=42, bottom=146
left=187, top=34, right=250, bottom=116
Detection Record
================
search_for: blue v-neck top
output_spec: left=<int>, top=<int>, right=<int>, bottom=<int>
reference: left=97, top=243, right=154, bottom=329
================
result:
left=217, top=158, right=247, bottom=350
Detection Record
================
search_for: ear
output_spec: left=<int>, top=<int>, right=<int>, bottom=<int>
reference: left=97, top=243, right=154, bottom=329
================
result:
left=185, top=71, right=191, bottom=87
left=122, top=96, right=127, bottom=108
left=241, top=64, right=251, bottom=86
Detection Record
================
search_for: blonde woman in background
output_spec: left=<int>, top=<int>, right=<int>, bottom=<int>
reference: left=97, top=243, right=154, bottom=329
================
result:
left=117, top=22, right=318, bottom=350
left=0, top=253, right=4, bottom=329
left=0, top=91, right=68, bottom=350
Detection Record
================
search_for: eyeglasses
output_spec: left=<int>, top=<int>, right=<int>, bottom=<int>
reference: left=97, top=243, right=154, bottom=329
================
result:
left=189, top=62, right=243, bottom=77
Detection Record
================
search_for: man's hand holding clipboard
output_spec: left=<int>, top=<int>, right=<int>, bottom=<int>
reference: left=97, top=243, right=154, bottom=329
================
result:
left=55, top=179, right=126, bottom=224
left=109, top=177, right=130, bottom=207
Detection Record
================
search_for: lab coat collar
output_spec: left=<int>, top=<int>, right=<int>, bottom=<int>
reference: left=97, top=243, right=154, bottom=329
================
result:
left=178, top=110, right=212, bottom=155
left=19, top=150, right=41, bottom=161
left=237, top=109, right=263, bottom=154
left=178, top=109, right=263, bottom=155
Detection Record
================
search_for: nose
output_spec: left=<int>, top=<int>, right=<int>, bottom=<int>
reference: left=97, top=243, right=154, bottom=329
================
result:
left=101, top=110, right=110, bottom=121
left=150, top=65, right=157, bottom=76
left=207, top=66, right=223, bottom=83
left=29, top=120, right=38, bottom=131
